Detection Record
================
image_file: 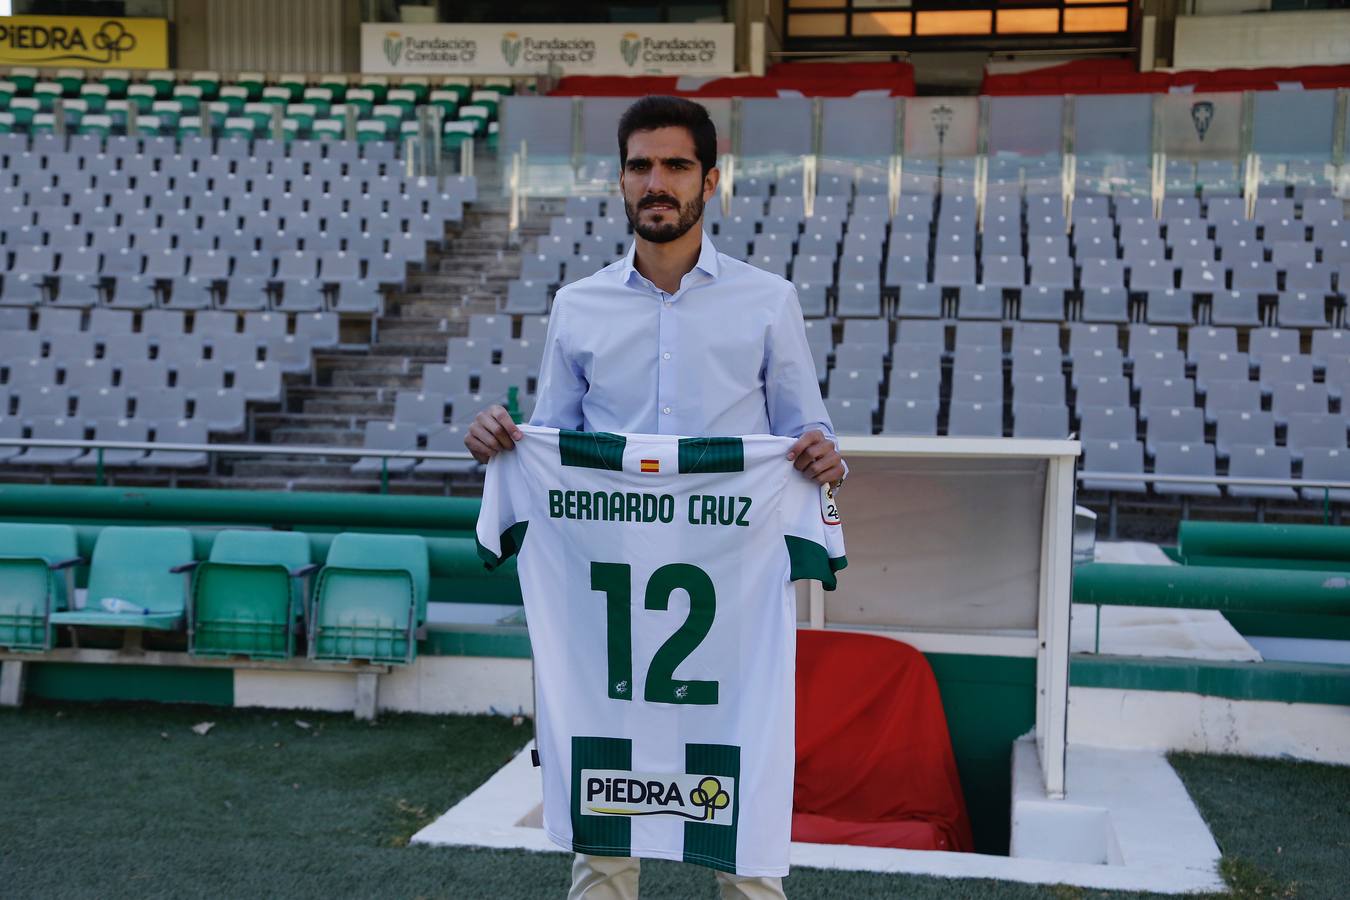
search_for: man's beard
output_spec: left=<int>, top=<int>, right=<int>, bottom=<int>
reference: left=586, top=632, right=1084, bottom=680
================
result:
left=625, top=191, right=704, bottom=244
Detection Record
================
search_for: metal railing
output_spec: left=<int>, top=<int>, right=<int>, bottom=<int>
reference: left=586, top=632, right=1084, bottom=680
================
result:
left=0, top=436, right=478, bottom=495
left=3, top=436, right=1348, bottom=508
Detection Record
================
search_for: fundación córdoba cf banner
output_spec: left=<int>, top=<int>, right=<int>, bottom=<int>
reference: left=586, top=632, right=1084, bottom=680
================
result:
left=361, top=23, right=735, bottom=76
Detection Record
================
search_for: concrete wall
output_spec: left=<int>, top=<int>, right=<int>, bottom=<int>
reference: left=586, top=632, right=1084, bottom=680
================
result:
left=1173, top=10, right=1350, bottom=69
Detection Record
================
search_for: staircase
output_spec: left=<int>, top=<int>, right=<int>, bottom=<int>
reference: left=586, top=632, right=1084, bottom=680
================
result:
left=222, top=151, right=563, bottom=494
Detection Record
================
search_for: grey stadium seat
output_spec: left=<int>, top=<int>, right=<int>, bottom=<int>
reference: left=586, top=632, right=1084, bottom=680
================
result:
left=881, top=398, right=938, bottom=436
left=1226, top=445, right=1297, bottom=501
left=1152, top=442, right=1221, bottom=497
left=1300, top=449, right=1350, bottom=503
left=1012, top=403, right=1069, bottom=438
left=1214, top=410, right=1275, bottom=459
left=824, top=398, right=872, bottom=435
left=947, top=401, right=1003, bottom=437
left=351, top=421, right=420, bottom=474
left=1080, top=439, right=1147, bottom=493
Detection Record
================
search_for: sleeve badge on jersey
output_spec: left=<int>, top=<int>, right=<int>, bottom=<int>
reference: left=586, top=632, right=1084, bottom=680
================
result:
left=820, top=482, right=841, bottom=526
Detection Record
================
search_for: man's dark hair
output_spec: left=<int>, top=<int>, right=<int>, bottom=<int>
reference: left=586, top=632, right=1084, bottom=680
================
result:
left=617, top=96, right=718, bottom=176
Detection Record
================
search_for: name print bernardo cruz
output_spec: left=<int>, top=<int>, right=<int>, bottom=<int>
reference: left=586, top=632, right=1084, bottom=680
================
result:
left=547, top=489, right=751, bottom=527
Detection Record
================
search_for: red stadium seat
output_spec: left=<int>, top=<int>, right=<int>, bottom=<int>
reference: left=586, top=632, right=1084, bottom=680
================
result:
left=792, top=630, right=973, bottom=853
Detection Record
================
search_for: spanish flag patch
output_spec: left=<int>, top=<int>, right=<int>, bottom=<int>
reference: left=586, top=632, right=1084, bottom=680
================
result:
left=640, top=459, right=660, bottom=473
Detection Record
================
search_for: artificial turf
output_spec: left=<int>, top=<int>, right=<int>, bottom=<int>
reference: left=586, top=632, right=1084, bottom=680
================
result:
left=1, top=701, right=1345, bottom=899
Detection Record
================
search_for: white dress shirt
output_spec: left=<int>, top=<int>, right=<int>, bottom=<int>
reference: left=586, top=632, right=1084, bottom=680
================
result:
left=529, top=229, right=837, bottom=445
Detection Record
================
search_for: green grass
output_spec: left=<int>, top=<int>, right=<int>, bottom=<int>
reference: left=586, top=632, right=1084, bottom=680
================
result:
left=1, top=702, right=1346, bottom=899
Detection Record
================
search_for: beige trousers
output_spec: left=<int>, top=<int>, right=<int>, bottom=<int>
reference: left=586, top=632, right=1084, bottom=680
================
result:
left=567, top=853, right=786, bottom=900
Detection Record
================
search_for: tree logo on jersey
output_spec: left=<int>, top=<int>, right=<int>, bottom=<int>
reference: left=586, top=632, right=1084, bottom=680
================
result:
left=820, top=482, right=841, bottom=526
left=383, top=32, right=404, bottom=68
left=1190, top=101, right=1215, bottom=142
left=581, top=770, right=735, bottom=824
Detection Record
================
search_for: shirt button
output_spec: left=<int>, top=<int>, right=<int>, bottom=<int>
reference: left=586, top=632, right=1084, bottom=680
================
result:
left=663, top=301, right=672, bottom=308
left=662, top=352, right=671, bottom=360
left=663, top=406, right=672, bottom=415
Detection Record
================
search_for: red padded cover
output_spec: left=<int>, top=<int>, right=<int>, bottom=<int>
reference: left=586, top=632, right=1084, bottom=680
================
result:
left=792, top=629, right=972, bottom=852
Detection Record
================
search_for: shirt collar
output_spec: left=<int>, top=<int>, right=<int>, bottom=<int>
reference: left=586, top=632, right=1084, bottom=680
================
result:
left=621, top=228, right=721, bottom=291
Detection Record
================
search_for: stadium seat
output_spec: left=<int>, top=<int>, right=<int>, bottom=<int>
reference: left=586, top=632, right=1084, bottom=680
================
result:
left=1152, top=442, right=1221, bottom=497
left=48, top=526, right=194, bottom=631
left=188, top=529, right=316, bottom=660
left=0, top=522, right=81, bottom=651
left=1080, top=439, right=1147, bottom=493
left=1226, top=445, right=1297, bottom=501
left=792, top=630, right=972, bottom=852
left=308, top=532, right=429, bottom=665
left=1300, top=449, right=1350, bottom=503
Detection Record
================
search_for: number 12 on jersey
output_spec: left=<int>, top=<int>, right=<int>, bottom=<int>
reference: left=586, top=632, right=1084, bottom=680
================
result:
left=590, top=561, right=720, bottom=706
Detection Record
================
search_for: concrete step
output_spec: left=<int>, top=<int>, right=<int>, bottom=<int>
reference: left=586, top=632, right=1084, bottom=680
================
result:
left=299, top=398, right=393, bottom=417
left=267, top=426, right=365, bottom=446
left=330, top=372, right=424, bottom=390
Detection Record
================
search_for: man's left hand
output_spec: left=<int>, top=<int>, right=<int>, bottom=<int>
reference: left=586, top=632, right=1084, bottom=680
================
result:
left=787, top=430, right=846, bottom=486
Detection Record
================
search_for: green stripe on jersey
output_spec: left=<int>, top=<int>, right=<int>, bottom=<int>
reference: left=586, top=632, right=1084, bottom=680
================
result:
left=784, top=535, right=847, bottom=592
left=559, top=430, right=627, bottom=470
left=683, top=743, right=741, bottom=873
left=678, top=437, right=745, bottom=474
left=571, top=736, right=633, bottom=857
left=476, top=521, right=528, bottom=571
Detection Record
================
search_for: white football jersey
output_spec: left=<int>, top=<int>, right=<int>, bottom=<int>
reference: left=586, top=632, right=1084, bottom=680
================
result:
left=476, top=425, right=846, bottom=877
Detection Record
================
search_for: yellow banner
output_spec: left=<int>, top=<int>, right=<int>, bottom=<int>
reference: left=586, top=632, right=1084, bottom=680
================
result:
left=0, top=16, right=169, bottom=70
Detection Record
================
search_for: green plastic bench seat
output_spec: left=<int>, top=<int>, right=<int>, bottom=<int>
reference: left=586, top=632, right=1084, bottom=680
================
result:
left=309, top=533, right=428, bottom=665
left=189, top=529, right=315, bottom=660
left=49, top=526, right=193, bottom=633
left=0, top=523, right=81, bottom=651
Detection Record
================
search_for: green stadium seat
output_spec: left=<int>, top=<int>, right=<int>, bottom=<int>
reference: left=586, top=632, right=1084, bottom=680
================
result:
left=177, top=116, right=206, bottom=139
left=358, top=76, right=389, bottom=103
left=190, top=71, right=221, bottom=100
left=277, top=74, right=308, bottom=102
left=233, top=72, right=264, bottom=101
left=33, top=82, right=61, bottom=112
left=7, top=67, right=37, bottom=93
left=127, top=83, right=155, bottom=114
left=469, top=90, right=500, bottom=119
left=97, top=69, right=130, bottom=98
left=0, top=82, right=12, bottom=111
left=286, top=103, right=317, bottom=134
left=56, top=68, right=85, bottom=96
left=438, top=78, right=471, bottom=104
left=48, top=526, right=194, bottom=632
left=218, top=84, right=248, bottom=114
left=357, top=119, right=392, bottom=144
left=301, top=89, right=332, bottom=117
left=313, top=118, right=344, bottom=141
left=457, top=105, right=490, bottom=134
left=0, top=523, right=82, bottom=652
left=172, top=84, right=203, bottom=115
left=399, top=76, right=431, bottom=103
left=79, top=82, right=109, bottom=112
left=443, top=120, right=476, bottom=152
left=147, top=70, right=176, bottom=98
left=78, top=114, right=114, bottom=139
left=188, top=529, right=317, bottom=660
left=319, top=75, right=349, bottom=102
left=30, top=113, right=56, bottom=136
left=429, top=89, right=460, bottom=119
left=308, top=533, right=429, bottom=665
left=0, top=112, right=13, bottom=134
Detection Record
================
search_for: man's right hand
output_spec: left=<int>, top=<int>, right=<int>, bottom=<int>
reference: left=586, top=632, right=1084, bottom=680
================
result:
left=465, top=404, right=524, bottom=464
